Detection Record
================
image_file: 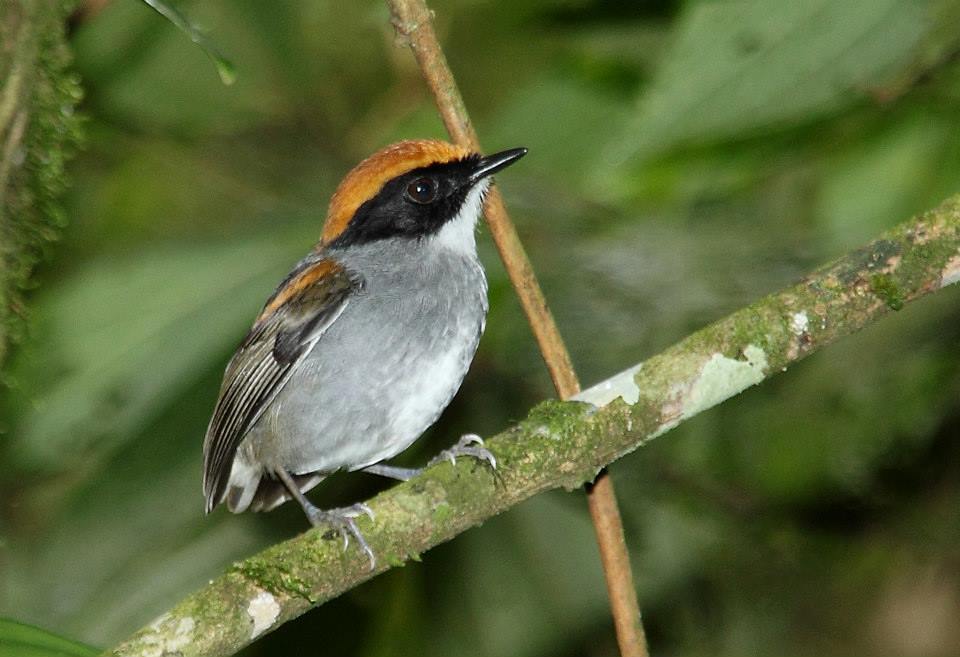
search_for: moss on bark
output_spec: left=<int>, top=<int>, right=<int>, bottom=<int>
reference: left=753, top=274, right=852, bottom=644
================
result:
left=0, top=0, right=83, bottom=366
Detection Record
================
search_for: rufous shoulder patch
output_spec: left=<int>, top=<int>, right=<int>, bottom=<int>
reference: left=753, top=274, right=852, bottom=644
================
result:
left=257, top=259, right=343, bottom=320
left=320, top=139, right=471, bottom=245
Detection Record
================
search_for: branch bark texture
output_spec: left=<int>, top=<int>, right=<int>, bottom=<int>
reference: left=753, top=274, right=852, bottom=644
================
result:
left=0, top=0, right=82, bottom=366
left=105, top=197, right=960, bottom=657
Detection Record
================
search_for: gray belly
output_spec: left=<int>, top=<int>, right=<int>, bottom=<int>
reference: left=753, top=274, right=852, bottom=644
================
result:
left=241, top=261, right=487, bottom=475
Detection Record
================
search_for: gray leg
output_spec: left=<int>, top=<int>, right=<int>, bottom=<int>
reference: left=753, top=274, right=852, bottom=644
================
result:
left=275, top=468, right=376, bottom=570
left=362, top=434, right=497, bottom=482
left=361, top=464, right=421, bottom=481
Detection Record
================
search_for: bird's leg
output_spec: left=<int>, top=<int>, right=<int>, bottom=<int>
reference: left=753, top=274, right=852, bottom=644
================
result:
left=362, top=434, right=497, bottom=481
left=275, top=468, right=376, bottom=570
left=361, top=463, right=421, bottom=481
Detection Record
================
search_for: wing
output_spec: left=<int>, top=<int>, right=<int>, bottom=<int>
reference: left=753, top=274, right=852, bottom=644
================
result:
left=202, top=253, right=360, bottom=511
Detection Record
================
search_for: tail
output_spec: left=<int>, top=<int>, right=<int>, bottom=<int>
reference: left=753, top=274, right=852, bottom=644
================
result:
left=206, top=457, right=325, bottom=514
left=246, top=471, right=324, bottom=512
left=205, top=457, right=261, bottom=514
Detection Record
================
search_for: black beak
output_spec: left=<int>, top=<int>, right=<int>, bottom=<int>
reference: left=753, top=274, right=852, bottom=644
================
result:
left=469, top=147, right=528, bottom=183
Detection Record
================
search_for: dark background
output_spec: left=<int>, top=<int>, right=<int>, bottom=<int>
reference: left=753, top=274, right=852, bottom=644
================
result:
left=3, top=1, right=960, bottom=655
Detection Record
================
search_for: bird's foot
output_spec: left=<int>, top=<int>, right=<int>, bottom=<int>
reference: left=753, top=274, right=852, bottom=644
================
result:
left=428, top=433, right=498, bottom=471
left=306, top=502, right=376, bottom=570
left=361, top=434, right=498, bottom=483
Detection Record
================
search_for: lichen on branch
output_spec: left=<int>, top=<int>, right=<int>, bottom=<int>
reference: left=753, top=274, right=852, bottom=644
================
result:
left=105, top=196, right=960, bottom=657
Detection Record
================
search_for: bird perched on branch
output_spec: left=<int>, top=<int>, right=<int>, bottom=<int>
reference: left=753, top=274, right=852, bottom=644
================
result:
left=202, top=139, right=527, bottom=567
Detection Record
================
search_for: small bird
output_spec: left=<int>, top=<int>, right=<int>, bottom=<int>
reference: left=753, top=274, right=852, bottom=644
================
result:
left=202, top=139, right=526, bottom=567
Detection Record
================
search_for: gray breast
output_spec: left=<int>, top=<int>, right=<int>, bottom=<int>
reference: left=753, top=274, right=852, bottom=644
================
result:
left=243, top=240, right=488, bottom=476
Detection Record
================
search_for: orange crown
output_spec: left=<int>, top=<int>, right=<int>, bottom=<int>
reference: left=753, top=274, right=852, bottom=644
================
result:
left=320, top=139, right=472, bottom=245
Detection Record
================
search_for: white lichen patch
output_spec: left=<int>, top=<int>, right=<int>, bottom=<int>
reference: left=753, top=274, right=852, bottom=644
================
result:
left=135, top=614, right=195, bottom=657
left=534, top=425, right=559, bottom=440
left=679, top=345, right=768, bottom=420
left=572, top=363, right=643, bottom=407
left=940, top=253, right=960, bottom=288
left=248, top=589, right=281, bottom=639
left=790, top=311, right=809, bottom=335
left=167, top=618, right=196, bottom=652
left=649, top=416, right=681, bottom=440
left=147, top=613, right=170, bottom=631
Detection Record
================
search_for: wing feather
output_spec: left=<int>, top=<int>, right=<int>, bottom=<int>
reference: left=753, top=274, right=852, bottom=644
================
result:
left=202, top=254, right=358, bottom=511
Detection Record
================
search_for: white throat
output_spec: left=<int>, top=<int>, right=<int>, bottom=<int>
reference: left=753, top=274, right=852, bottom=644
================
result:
left=431, top=180, right=490, bottom=255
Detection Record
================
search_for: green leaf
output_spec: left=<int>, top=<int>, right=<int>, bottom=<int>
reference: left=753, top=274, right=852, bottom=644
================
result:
left=489, top=76, right=631, bottom=185
left=602, top=0, right=939, bottom=170
left=139, top=0, right=236, bottom=85
left=0, top=619, right=97, bottom=657
left=816, top=113, right=955, bottom=248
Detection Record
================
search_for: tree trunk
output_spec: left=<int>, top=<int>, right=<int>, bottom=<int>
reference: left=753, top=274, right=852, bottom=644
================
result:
left=0, top=0, right=82, bottom=366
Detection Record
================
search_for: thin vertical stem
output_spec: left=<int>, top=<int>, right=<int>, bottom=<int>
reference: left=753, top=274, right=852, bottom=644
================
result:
left=386, top=2, right=649, bottom=655
left=587, top=471, right=649, bottom=656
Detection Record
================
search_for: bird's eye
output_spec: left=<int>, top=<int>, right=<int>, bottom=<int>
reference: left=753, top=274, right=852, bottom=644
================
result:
left=406, top=177, right=438, bottom=204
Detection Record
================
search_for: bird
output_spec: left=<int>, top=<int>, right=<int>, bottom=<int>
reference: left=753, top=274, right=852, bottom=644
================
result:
left=202, top=139, right=527, bottom=568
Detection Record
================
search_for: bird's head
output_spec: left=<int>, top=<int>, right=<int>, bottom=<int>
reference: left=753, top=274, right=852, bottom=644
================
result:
left=320, top=139, right=527, bottom=252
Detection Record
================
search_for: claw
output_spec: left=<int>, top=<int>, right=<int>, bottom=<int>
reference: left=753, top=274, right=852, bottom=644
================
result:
left=336, top=502, right=370, bottom=519
left=428, top=433, right=498, bottom=474
left=475, top=447, right=497, bottom=470
left=350, top=502, right=375, bottom=522
left=306, top=504, right=377, bottom=570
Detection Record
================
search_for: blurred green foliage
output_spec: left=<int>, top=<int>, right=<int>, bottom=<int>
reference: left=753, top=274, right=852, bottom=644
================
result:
left=3, top=1, right=960, bottom=656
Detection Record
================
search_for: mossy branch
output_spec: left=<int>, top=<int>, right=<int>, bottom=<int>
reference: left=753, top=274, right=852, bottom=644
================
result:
left=103, top=196, right=960, bottom=657
left=0, top=0, right=83, bottom=367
